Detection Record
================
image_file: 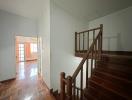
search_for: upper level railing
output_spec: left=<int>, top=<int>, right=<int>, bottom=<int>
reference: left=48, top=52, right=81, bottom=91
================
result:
left=75, top=24, right=103, bottom=53
left=60, top=24, right=103, bottom=100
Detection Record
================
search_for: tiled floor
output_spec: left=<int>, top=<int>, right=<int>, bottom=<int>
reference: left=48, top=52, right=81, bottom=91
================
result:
left=0, top=61, right=55, bottom=100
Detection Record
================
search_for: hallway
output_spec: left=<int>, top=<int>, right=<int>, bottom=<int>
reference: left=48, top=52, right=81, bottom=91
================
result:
left=0, top=61, right=55, bottom=100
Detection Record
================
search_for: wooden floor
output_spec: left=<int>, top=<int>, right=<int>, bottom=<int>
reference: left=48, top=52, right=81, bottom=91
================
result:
left=0, top=61, right=55, bottom=100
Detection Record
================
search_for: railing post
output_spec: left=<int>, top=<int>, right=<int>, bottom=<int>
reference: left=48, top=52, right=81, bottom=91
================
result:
left=75, top=32, right=77, bottom=53
left=98, top=24, right=103, bottom=60
left=83, top=32, right=85, bottom=51
left=60, top=72, right=66, bottom=100
left=100, top=24, right=103, bottom=52
left=87, top=31, right=89, bottom=50
left=67, top=76, right=72, bottom=100
left=79, top=33, right=81, bottom=52
left=86, top=59, right=89, bottom=88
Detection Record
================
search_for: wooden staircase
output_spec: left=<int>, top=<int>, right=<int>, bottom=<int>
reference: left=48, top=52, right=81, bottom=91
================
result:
left=52, top=24, right=132, bottom=100
left=84, top=54, right=132, bottom=100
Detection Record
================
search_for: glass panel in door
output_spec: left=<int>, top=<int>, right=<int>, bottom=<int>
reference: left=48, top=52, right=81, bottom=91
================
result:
left=18, top=44, right=25, bottom=62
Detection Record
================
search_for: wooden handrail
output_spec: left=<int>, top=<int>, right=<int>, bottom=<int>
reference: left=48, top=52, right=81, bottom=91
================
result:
left=72, top=30, right=102, bottom=81
left=77, top=27, right=101, bottom=34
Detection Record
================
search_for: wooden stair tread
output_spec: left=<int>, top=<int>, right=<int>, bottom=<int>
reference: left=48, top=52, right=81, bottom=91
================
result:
left=84, top=92, right=96, bottom=100
left=93, top=70, right=132, bottom=83
left=88, top=80, right=127, bottom=100
left=91, top=75, right=132, bottom=97
left=95, top=66, right=132, bottom=81
left=93, top=70, right=132, bottom=90
left=89, top=79, right=132, bottom=100
left=100, top=54, right=132, bottom=65
left=84, top=86, right=99, bottom=99
left=84, top=86, right=112, bottom=100
left=96, top=61, right=132, bottom=72
left=101, top=54, right=132, bottom=59
left=96, top=63, right=132, bottom=77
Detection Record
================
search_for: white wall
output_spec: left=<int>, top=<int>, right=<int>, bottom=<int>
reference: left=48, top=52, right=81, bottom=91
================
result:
left=50, top=4, right=132, bottom=91
left=89, top=6, right=132, bottom=51
left=0, top=10, right=37, bottom=81
left=38, top=0, right=51, bottom=88
left=50, top=0, right=87, bottom=90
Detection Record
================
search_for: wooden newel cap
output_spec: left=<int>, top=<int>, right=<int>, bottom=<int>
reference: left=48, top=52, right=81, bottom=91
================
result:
left=100, top=24, right=103, bottom=28
left=61, top=72, right=65, bottom=76
left=67, top=76, right=72, bottom=80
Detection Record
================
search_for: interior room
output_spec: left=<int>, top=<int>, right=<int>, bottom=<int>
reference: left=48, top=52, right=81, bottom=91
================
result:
left=0, top=0, right=132, bottom=100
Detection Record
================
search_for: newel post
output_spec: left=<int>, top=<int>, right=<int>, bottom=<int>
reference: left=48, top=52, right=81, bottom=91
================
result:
left=75, top=32, right=77, bottom=53
left=100, top=24, right=103, bottom=52
left=60, top=72, right=65, bottom=100
left=67, top=76, right=72, bottom=100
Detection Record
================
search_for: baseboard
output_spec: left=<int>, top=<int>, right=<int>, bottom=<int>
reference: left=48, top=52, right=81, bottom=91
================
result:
left=40, top=74, right=50, bottom=91
left=0, top=78, right=16, bottom=83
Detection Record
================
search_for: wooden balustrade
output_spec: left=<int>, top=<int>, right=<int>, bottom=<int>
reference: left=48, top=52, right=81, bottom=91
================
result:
left=60, top=24, right=103, bottom=100
left=75, top=24, right=103, bottom=53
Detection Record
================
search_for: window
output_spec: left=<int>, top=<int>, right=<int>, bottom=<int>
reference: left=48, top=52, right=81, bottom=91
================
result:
left=31, top=43, right=37, bottom=53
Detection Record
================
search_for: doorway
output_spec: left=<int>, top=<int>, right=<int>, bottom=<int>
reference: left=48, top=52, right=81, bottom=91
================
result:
left=16, top=36, right=38, bottom=62
left=15, top=36, right=39, bottom=80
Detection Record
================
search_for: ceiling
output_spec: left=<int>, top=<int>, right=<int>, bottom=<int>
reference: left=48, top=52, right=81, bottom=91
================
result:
left=0, top=0, right=45, bottom=20
left=0, top=0, right=132, bottom=21
left=54, top=0, right=132, bottom=21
